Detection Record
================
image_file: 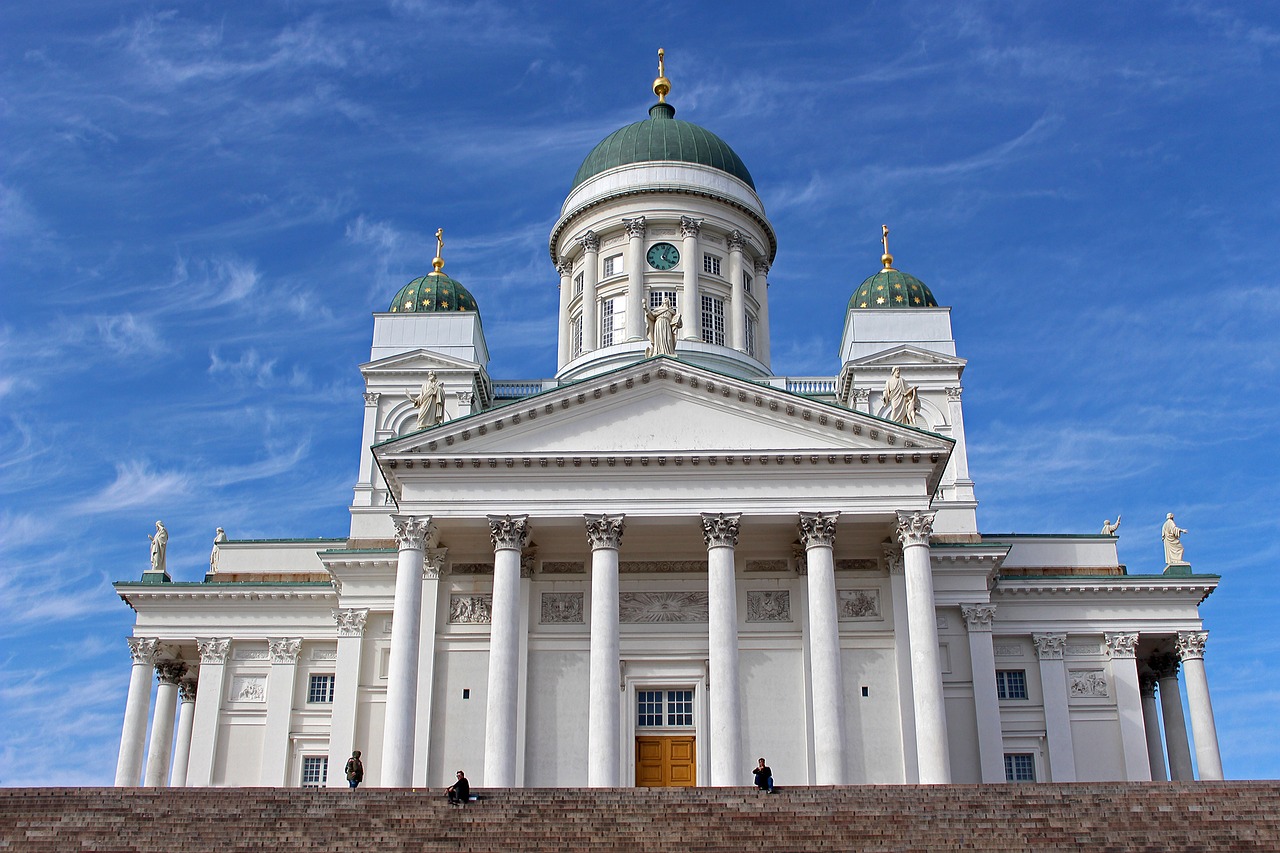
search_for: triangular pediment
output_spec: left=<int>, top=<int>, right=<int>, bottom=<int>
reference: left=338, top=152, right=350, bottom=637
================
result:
left=846, top=344, right=967, bottom=369
left=360, top=348, right=481, bottom=377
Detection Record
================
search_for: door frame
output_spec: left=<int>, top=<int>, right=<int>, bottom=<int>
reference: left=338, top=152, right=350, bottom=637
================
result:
left=622, top=658, right=709, bottom=787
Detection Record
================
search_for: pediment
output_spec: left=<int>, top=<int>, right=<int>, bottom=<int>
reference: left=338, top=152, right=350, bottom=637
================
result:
left=846, top=344, right=967, bottom=369
left=360, top=348, right=481, bottom=377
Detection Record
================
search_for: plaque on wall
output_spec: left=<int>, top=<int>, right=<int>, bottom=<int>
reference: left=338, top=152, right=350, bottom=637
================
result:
left=836, top=589, right=881, bottom=620
left=540, top=592, right=584, bottom=624
left=449, top=594, right=493, bottom=624
left=746, top=590, right=792, bottom=622
left=619, top=591, right=710, bottom=623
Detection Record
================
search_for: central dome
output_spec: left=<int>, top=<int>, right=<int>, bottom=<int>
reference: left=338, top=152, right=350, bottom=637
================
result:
left=571, top=102, right=755, bottom=191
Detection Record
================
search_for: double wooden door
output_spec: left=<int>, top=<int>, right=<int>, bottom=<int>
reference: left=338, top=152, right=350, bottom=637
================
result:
left=635, top=736, right=696, bottom=787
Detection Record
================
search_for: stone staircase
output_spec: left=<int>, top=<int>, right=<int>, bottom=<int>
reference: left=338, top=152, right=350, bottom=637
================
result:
left=2, top=783, right=1278, bottom=852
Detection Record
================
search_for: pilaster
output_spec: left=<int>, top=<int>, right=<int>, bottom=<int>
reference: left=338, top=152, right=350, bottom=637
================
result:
left=327, top=609, right=369, bottom=786
left=681, top=217, right=702, bottom=341
left=623, top=218, right=646, bottom=340
left=1033, top=632, right=1076, bottom=782
left=1105, top=632, right=1151, bottom=781
left=186, top=638, right=229, bottom=785
left=580, top=231, right=601, bottom=352
left=260, top=639, right=301, bottom=785
left=961, top=604, right=1004, bottom=783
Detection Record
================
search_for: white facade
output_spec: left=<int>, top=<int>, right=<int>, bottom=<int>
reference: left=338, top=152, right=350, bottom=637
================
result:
left=113, top=84, right=1223, bottom=791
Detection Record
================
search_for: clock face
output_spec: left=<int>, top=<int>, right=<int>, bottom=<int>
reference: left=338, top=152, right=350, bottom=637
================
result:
left=646, top=242, right=680, bottom=270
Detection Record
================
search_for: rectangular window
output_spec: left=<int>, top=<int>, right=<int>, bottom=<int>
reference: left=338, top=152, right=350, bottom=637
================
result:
left=1004, top=753, right=1036, bottom=782
left=603, top=255, right=622, bottom=277
left=573, top=272, right=584, bottom=297
left=742, top=271, right=753, bottom=294
left=301, top=756, right=328, bottom=787
left=637, top=690, right=664, bottom=727
left=637, top=689, right=694, bottom=728
left=996, top=670, right=1028, bottom=700
left=600, top=296, right=626, bottom=347
left=307, top=674, right=335, bottom=704
left=649, top=289, right=677, bottom=310
left=571, top=315, right=583, bottom=358
left=701, top=295, right=725, bottom=345
left=745, top=313, right=757, bottom=358
left=703, top=254, right=721, bottom=276
left=666, top=690, right=693, bottom=726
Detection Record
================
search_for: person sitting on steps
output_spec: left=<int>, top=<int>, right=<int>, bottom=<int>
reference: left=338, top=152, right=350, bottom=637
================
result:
left=752, top=758, right=774, bottom=793
left=447, top=770, right=470, bottom=805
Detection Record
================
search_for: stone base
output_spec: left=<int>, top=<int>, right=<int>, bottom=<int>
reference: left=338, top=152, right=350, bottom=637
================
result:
left=1163, top=562, right=1192, bottom=577
left=140, top=570, right=172, bottom=584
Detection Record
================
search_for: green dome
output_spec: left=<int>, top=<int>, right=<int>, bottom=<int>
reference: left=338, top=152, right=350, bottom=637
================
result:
left=849, top=269, right=939, bottom=310
left=572, top=103, right=755, bottom=191
left=388, top=272, right=479, bottom=314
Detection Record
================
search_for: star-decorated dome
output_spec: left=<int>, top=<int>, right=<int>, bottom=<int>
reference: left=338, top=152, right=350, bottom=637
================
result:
left=387, top=228, right=480, bottom=315
left=849, top=225, right=939, bottom=310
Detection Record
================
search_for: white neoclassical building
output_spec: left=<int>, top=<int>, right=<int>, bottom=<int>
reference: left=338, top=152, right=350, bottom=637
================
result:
left=113, top=58, right=1223, bottom=791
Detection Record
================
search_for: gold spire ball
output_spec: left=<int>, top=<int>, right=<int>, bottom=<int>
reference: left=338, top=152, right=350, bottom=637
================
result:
left=430, top=228, right=446, bottom=276
left=880, top=224, right=895, bottom=271
left=653, top=48, right=671, bottom=103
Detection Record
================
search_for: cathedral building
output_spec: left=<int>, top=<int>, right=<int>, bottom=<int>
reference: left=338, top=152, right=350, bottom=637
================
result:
left=113, top=55, right=1222, bottom=791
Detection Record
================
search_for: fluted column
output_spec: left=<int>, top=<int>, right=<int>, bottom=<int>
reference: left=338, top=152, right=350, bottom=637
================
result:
left=623, top=218, right=646, bottom=340
left=1177, top=631, right=1223, bottom=780
left=169, top=679, right=198, bottom=787
left=586, top=513, right=625, bottom=787
left=1151, top=652, right=1193, bottom=780
left=799, top=512, right=846, bottom=784
left=115, top=637, right=159, bottom=786
left=327, top=609, right=369, bottom=786
left=727, top=231, right=746, bottom=351
left=580, top=232, right=601, bottom=352
left=186, top=638, right=229, bottom=786
left=1139, top=672, right=1168, bottom=781
left=681, top=217, right=702, bottom=340
left=382, top=515, right=432, bottom=787
left=896, top=510, right=950, bottom=784
left=754, top=259, right=771, bottom=367
left=144, top=659, right=186, bottom=786
left=962, top=604, right=1004, bottom=783
left=556, top=257, right=573, bottom=368
left=484, top=514, right=530, bottom=787
left=1106, top=632, right=1151, bottom=781
left=885, top=544, right=917, bottom=782
left=1033, top=633, right=1076, bottom=782
left=702, top=512, right=742, bottom=786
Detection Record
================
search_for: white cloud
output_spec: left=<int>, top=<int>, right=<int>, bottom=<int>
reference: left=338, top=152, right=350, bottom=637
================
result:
left=72, top=461, right=192, bottom=515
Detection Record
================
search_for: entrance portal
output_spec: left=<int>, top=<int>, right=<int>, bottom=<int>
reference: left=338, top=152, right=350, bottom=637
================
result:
left=635, top=736, right=696, bottom=787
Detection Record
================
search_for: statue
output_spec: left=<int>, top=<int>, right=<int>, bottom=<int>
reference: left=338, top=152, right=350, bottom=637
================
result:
left=1101, top=516, right=1121, bottom=536
left=407, top=372, right=445, bottom=429
left=1162, top=513, right=1188, bottom=565
left=210, top=527, right=226, bottom=573
left=148, top=521, right=168, bottom=574
left=645, top=297, right=682, bottom=357
left=880, top=367, right=919, bottom=425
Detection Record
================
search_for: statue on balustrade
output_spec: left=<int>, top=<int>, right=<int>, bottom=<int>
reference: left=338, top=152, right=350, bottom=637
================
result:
left=1101, top=516, right=1121, bottom=536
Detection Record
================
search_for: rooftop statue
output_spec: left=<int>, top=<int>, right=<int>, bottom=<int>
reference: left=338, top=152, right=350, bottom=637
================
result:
left=148, top=521, right=168, bottom=574
left=1162, top=513, right=1189, bottom=565
left=645, top=297, right=682, bottom=357
left=881, top=367, right=919, bottom=426
left=210, top=527, right=226, bottom=573
left=1101, top=516, right=1121, bottom=536
left=407, top=372, right=445, bottom=430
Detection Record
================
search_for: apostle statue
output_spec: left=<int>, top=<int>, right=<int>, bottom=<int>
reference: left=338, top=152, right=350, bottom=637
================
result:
left=1162, top=513, right=1188, bottom=565
left=1101, top=516, right=1121, bottom=536
left=210, top=527, right=226, bottom=573
left=881, top=367, right=919, bottom=426
left=148, top=520, right=169, bottom=574
left=407, top=372, right=445, bottom=430
left=645, top=297, right=682, bottom=357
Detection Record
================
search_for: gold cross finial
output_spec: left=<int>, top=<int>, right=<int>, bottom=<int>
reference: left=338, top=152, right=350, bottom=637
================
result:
left=880, top=224, right=895, bottom=271
left=431, top=228, right=446, bottom=276
left=653, top=48, right=671, bottom=103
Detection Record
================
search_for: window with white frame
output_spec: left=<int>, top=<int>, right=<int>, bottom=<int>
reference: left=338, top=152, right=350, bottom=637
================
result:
left=1004, top=753, right=1035, bottom=782
left=996, top=669, right=1028, bottom=700
left=301, top=756, right=328, bottom=787
left=701, top=295, right=725, bottom=345
left=742, top=271, right=753, bottom=294
left=649, top=289, right=677, bottom=310
left=573, top=272, right=584, bottom=297
left=636, top=689, right=694, bottom=728
left=307, top=674, right=335, bottom=704
left=570, top=315, right=583, bottom=358
left=745, top=313, right=757, bottom=358
left=603, top=254, right=622, bottom=277
left=600, top=296, right=626, bottom=347
left=703, top=254, right=721, bottom=276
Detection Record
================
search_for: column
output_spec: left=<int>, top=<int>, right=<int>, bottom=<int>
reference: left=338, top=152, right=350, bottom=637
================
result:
left=169, top=679, right=198, bottom=787
left=962, top=604, right=1004, bottom=783
left=727, top=231, right=746, bottom=351
left=1032, top=633, right=1076, bottom=782
left=186, top=638, right=230, bottom=786
left=885, top=544, right=918, bottom=783
left=754, top=259, right=771, bottom=367
left=896, top=510, right=951, bottom=784
left=557, top=257, right=573, bottom=368
left=1106, top=632, right=1151, bottom=781
left=1151, top=652, right=1193, bottom=780
left=623, top=218, right=646, bottom=340
left=144, top=659, right=186, bottom=786
left=585, top=514, right=625, bottom=786
left=943, top=387, right=976, bottom=503
left=326, top=609, right=369, bottom=786
left=115, top=637, right=159, bottom=786
left=382, top=515, right=432, bottom=787
left=1177, top=631, right=1224, bottom=780
left=680, top=217, right=702, bottom=340
left=413, top=548, right=447, bottom=783
left=702, top=513, right=743, bottom=786
left=484, top=514, right=530, bottom=787
left=1139, top=672, right=1168, bottom=781
left=580, top=232, right=600, bottom=352
left=355, top=391, right=381, bottom=505
left=260, top=638, right=301, bottom=785
left=799, top=512, right=846, bottom=784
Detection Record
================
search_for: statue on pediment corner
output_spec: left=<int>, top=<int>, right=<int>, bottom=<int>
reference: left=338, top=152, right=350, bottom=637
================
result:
left=407, top=371, right=445, bottom=429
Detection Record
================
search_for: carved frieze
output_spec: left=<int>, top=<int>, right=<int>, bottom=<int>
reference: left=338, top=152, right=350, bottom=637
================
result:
left=311, top=649, right=338, bottom=661
left=620, top=560, right=708, bottom=573
left=1069, top=669, right=1109, bottom=698
left=994, top=644, right=1024, bottom=658
left=451, top=563, right=494, bottom=575
left=837, top=589, right=881, bottom=620
left=1067, top=644, right=1100, bottom=656
left=234, top=648, right=269, bottom=661
left=745, top=559, right=789, bottom=573
left=836, top=558, right=878, bottom=572
left=540, top=592, right=584, bottom=624
left=541, top=561, right=586, bottom=574
left=230, top=676, right=266, bottom=703
left=619, top=591, right=709, bottom=623
left=449, top=594, right=492, bottom=624
left=746, top=590, right=791, bottom=622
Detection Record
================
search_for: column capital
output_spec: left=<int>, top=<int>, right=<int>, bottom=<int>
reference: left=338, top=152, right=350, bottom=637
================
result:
left=178, top=679, right=198, bottom=703
left=333, top=608, right=369, bottom=638
left=1105, top=632, right=1140, bottom=659
left=622, top=217, right=646, bottom=239
left=197, top=637, right=230, bottom=664
left=155, top=660, right=187, bottom=685
left=363, top=391, right=380, bottom=407
left=700, top=512, right=741, bottom=548
left=579, top=229, right=601, bottom=252
left=882, top=541, right=905, bottom=575
left=797, top=511, right=839, bottom=548
left=1032, top=633, right=1066, bottom=660
left=895, top=510, right=936, bottom=548
left=791, top=543, right=807, bottom=575
left=753, top=258, right=770, bottom=276
left=487, top=514, right=531, bottom=551
left=585, top=513, right=626, bottom=550
left=726, top=230, right=746, bottom=252
left=1139, top=671, right=1158, bottom=698
left=269, top=638, right=302, bottom=664
left=424, top=547, right=448, bottom=579
left=556, top=257, right=574, bottom=277
left=853, top=387, right=871, bottom=404
left=1176, top=631, right=1208, bottom=661
left=945, top=386, right=963, bottom=402
left=520, top=546, right=538, bottom=578
left=679, top=215, right=702, bottom=239
left=391, top=515, right=434, bottom=551
left=127, top=636, right=160, bottom=666
left=961, top=603, right=997, bottom=631
left=1148, top=651, right=1180, bottom=679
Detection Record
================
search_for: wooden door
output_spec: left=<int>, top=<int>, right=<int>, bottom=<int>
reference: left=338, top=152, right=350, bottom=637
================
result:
left=635, top=736, right=696, bottom=787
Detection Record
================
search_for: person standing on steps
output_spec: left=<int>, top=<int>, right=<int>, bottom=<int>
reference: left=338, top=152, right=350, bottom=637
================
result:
left=752, top=758, right=774, bottom=793
left=447, top=770, right=470, bottom=805
left=344, top=750, right=364, bottom=789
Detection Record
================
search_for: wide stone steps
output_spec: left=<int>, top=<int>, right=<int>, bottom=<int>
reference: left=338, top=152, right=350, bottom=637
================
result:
left=2, top=783, right=1279, bottom=852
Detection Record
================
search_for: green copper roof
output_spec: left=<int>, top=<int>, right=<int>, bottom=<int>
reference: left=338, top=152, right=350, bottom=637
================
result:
left=849, top=269, right=939, bottom=310
left=571, top=103, right=755, bottom=191
left=389, top=272, right=479, bottom=314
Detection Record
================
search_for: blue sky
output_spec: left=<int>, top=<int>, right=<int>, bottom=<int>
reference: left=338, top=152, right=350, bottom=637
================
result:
left=2, top=2, right=1278, bottom=785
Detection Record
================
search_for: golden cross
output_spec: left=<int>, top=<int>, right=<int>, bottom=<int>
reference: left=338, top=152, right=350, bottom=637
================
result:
left=881, top=224, right=890, bottom=256
left=436, top=228, right=444, bottom=259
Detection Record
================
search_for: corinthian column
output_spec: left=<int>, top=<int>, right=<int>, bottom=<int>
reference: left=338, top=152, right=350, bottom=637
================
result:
left=885, top=543, right=918, bottom=782
left=896, top=510, right=950, bottom=784
left=1139, top=672, right=1168, bottom=781
left=681, top=217, right=702, bottom=340
left=115, top=637, right=159, bottom=786
left=144, top=659, right=187, bottom=786
left=585, top=513, right=625, bottom=787
left=623, top=218, right=646, bottom=340
left=1106, top=632, right=1151, bottom=781
left=961, top=604, right=1004, bottom=783
left=727, top=231, right=746, bottom=351
left=1150, top=652, right=1193, bottom=780
left=799, top=512, right=846, bottom=784
left=556, top=257, right=574, bottom=368
left=754, top=259, right=771, bottom=367
left=580, top=232, right=601, bottom=352
left=702, top=512, right=742, bottom=786
left=1177, top=631, right=1223, bottom=780
left=484, top=514, right=530, bottom=787
left=169, top=679, right=198, bottom=787
left=382, top=515, right=432, bottom=787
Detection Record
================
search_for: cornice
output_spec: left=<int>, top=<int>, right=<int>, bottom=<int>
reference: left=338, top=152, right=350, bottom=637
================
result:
left=992, top=575, right=1219, bottom=604
left=117, top=583, right=337, bottom=606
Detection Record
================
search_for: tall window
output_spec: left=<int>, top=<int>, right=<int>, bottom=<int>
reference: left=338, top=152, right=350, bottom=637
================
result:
left=745, top=313, right=757, bottom=358
left=742, top=271, right=753, bottom=294
left=307, top=674, right=335, bottom=704
left=600, top=296, right=626, bottom=347
left=996, top=670, right=1028, bottom=700
left=649, top=289, right=677, bottom=310
left=301, top=756, right=328, bottom=787
left=701, top=295, right=725, bottom=345
left=1004, top=753, right=1036, bottom=782
left=637, top=690, right=694, bottom=728
left=703, top=254, right=721, bottom=276
left=570, top=315, right=583, bottom=358
left=603, top=255, right=622, bottom=277
left=573, top=272, right=584, bottom=297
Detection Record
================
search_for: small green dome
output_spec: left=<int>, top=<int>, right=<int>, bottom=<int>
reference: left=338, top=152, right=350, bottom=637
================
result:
left=572, top=103, right=755, bottom=191
left=849, top=269, right=939, bottom=310
left=389, top=272, right=479, bottom=314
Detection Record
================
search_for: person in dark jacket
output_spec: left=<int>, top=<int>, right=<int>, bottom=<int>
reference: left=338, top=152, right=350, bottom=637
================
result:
left=447, top=770, right=470, bottom=804
left=344, top=751, right=364, bottom=789
left=752, top=758, right=774, bottom=793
